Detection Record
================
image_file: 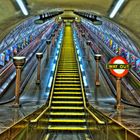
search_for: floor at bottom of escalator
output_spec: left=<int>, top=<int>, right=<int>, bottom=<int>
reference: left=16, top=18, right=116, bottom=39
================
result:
left=43, top=131, right=91, bottom=140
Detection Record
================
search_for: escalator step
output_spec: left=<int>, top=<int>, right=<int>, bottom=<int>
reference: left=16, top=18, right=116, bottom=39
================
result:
left=52, top=101, right=83, bottom=104
left=57, top=69, right=78, bottom=71
left=51, top=106, right=84, bottom=112
left=53, top=92, right=81, bottom=94
left=51, top=106, right=84, bottom=110
left=54, top=84, right=81, bottom=87
left=55, top=80, right=80, bottom=84
left=57, top=71, right=78, bottom=73
left=53, top=96, right=82, bottom=99
left=49, top=118, right=86, bottom=123
left=55, top=83, right=80, bottom=86
left=58, top=66, right=77, bottom=68
left=54, top=88, right=81, bottom=90
left=56, top=77, right=80, bottom=80
left=58, top=64, right=77, bottom=66
left=56, top=74, right=79, bottom=76
left=58, top=67, right=77, bottom=68
left=48, top=125, right=87, bottom=131
left=56, top=75, right=80, bottom=79
left=58, top=60, right=76, bottom=61
left=50, top=112, right=85, bottom=116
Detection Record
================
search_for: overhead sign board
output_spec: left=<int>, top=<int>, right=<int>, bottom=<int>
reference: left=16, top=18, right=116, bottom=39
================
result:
left=34, top=19, right=44, bottom=24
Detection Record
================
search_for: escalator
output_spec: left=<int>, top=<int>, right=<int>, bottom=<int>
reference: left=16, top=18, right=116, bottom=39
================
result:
left=0, top=22, right=139, bottom=140
left=44, top=24, right=89, bottom=139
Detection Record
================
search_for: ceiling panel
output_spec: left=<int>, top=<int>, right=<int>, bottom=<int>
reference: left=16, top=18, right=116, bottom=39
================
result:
left=0, top=0, right=140, bottom=48
left=27, top=0, right=113, bottom=15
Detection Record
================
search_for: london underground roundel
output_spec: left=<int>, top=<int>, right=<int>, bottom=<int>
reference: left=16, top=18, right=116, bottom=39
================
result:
left=107, top=56, right=130, bottom=78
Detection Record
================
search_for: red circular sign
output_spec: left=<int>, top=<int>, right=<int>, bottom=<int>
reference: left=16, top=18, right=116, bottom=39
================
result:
left=109, top=56, right=129, bottom=78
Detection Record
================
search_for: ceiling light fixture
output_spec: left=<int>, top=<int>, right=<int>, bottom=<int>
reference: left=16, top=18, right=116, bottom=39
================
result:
left=16, top=0, right=29, bottom=16
left=109, top=0, right=125, bottom=18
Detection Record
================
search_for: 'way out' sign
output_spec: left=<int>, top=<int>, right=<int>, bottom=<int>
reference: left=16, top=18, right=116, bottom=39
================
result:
left=106, top=56, right=131, bottom=78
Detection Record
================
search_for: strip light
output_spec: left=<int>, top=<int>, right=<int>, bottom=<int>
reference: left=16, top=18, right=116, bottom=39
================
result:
left=48, top=76, right=53, bottom=88
left=83, top=76, right=88, bottom=87
left=48, top=29, right=64, bottom=88
left=16, top=0, right=29, bottom=16
left=109, top=0, right=125, bottom=18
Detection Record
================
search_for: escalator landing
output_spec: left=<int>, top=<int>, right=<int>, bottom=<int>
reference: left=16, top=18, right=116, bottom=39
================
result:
left=44, top=132, right=90, bottom=140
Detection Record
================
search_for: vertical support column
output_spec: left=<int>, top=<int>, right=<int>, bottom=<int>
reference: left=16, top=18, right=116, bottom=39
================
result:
left=79, top=29, right=83, bottom=48
left=55, top=28, right=58, bottom=38
left=115, top=77, right=124, bottom=110
left=86, top=40, right=91, bottom=61
left=36, top=53, right=43, bottom=84
left=54, top=29, right=58, bottom=46
left=81, top=33, right=85, bottom=50
left=13, top=56, right=26, bottom=107
left=51, top=33, right=55, bottom=47
left=46, top=40, right=51, bottom=62
left=94, top=54, right=102, bottom=86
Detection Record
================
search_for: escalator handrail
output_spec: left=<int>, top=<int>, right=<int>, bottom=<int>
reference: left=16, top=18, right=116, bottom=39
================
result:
left=74, top=36, right=105, bottom=125
left=30, top=30, right=63, bottom=123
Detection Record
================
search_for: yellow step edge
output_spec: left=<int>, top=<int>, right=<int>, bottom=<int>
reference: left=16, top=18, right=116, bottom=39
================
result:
left=59, top=56, right=75, bottom=57
left=54, top=89, right=81, bottom=91
left=57, top=69, right=78, bottom=70
left=48, top=126, right=87, bottom=131
left=53, top=92, right=81, bottom=94
left=58, top=64, right=77, bottom=66
left=55, top=81, right=80, bottom=83
left=57, top=71, right=79, bottom=72
left=52, top=101, right=83, bottom=104
left=56, top=77, right=79, bottom=79
left=49, top=119, right=86, bottom=123
left=54, top=88, right=81, bottom=90
left=57, top=71, right=78, bottom=73
left=60, top=56, right=74, bottom=57
left=56, top=74, right=79, bottom=76
left=59, top=60, right=76, bottom=61
left=50, top=112, right=85, bottom=115
left=58, top=62, right=77, bottom=63
left=53, top=96, right=82, bottom=99
left=51, top=106, right=84, bottom=109
left=58, top=69, right=78, bottom=71
left=58, top=62, right=76, bottom=64
left=55, top=84, right=81, bottom=87
left=59, top=61, right=76, bottom=63
left=57, top=70, right=78, bottom=72
left=58, top=68, right=78, bottom=69
left=58, top=65, right=78, bottom=70
left=57, top=69, right=79, bottom=71
left=58, top=65, right=77, bottom=66
left=58, top=64, right=77, bottom=65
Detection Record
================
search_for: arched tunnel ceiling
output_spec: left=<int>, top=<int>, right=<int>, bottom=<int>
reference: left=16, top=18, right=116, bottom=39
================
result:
left=0, top=0, right=140, bottom=47
left=27, top=0, right=112, bottom=14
